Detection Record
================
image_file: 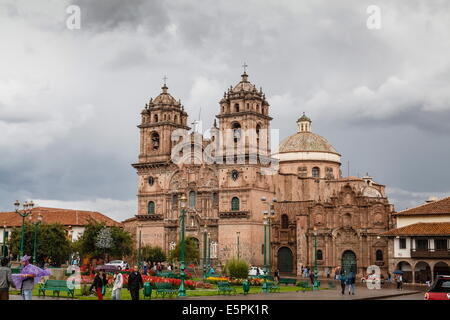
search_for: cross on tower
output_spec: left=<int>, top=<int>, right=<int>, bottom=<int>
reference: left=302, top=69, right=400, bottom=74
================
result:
left=163, top=75, right=168, bottom=86
left=242, top=62, right=248, bottom=73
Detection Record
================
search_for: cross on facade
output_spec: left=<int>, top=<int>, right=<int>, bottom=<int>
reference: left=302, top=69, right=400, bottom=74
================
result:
left=163, top=75, right=168, bottom=86
left=242, top=62, right=248, bottom=73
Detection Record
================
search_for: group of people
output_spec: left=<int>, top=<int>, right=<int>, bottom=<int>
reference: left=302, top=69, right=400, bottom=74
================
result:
left=142, top=261, right=168, bottom=275
left=339, top=271, right=356, bottom=295
left=90, top=265, right=143, bottom=300
left=0, top=255, right=51, bottom=300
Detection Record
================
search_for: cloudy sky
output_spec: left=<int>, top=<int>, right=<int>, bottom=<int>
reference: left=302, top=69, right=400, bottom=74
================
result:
left=1, top=0, right=449, bottom=221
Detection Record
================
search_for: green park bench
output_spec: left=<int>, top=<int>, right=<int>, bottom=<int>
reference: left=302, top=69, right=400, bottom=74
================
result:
left=297, top=281, right=313, bottom=292
left=278, top=278, right=297, bottom=286
left=327, top=280, right=336, bottom=289
left=157, top=271, right=175, bottom=278
left=38, top=279, right=75, bottom=298
left=267, top=281, right=280, bottom=293
left=217, top=282, right=237, bottom=295
left=154, top=282, right=177, bottom=298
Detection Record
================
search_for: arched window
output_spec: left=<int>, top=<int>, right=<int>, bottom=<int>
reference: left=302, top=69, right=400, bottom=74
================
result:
left=212, top=192, right=219, bottom=206
left=174, top=115, right=178, bottom=122
left=234, top=103, right=240, bottom=112
left=189, top=191, right=196, bottom=209
left=376, top=250, right=383, bottom=261
left=163, top=114, right=167, bottom=120
left=172, top=194, right=178, bottom=207
left=148, top=201, right=155, bottom=214
left=317, top=250, right=323, bottom=260
left=312, top=167, right=320, bottom=178
left=154, top=114, right=158, bottom=122
left=231, top=197, right=240, bottom=211
left=232, top=122, right=241, bottom=143
left=281, top=214, right=289, bottom=229
left=151, top=132, right=160, bottom=150
left=256, top=123, right=261, bottom=146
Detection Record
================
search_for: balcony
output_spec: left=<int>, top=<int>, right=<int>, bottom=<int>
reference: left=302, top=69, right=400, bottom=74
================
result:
left=411, top=249, right=450, bottom=259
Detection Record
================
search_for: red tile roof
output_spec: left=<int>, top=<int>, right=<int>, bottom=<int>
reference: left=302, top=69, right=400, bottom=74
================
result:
left=0, top=207, right=121, bottom=227
left=381, top=222, right=450, bottom=236
left=394, top=196, right=450, bottom=216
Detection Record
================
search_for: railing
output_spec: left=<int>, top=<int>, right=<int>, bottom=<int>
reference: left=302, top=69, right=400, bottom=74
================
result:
left=411, top=248, right=450, bottom=259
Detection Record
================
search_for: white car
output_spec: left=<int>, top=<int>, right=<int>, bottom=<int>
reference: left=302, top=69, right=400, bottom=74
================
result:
left=105, top=260, right=128, bottom=270
left=248, top=266, right=264, bottom=276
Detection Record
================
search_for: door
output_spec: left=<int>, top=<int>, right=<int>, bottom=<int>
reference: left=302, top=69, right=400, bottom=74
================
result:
left=277, top=247, right=293, bottom=273
left=341, top=250, right=357, bottom=274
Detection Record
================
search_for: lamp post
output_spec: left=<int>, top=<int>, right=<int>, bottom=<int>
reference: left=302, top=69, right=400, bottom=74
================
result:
left=137, top=223, right=142, bottom=270
left=203, top=225, right=207, bottom=281
left=261, top=197, right=276, bottom=275
left=262, top=212, right=268, bottom=293
left=2, top=221, right=6, bottom=258
left=313, top=227, right=320, bottom=289
left=30, top=214, right=43, bottom=264
left=14, top=200, right=34, bottom=260
left=178, top=194, right=187, bottom=297
left=236, top=231, right=240, bottom=260
left=207, top=232, right=211, bottom=272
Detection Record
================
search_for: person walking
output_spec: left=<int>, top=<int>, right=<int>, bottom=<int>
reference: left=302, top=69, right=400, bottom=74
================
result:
left=90, top=270, right=107, bottom=300
left=397, top=274, right=403, bottom=290
left=0, top=257, right=15, bottom=300
left=11, top=255, right=51, bottom=300
left=309, top=271, right=315, bottom=286
left=128, top=265, right=143, bottom=301
left=347, top=271, right=355, bottom=295
left=326, top=268, right=331, bottom=279
left=274, top=269, right=280, bottom=284
left=339, top=271, right=347, bottom=295
left=112, top=270, right=123, bottom=300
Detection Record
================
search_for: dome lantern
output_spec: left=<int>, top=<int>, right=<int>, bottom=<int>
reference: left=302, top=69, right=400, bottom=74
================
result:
left=297, top=112, right=312, bottom=132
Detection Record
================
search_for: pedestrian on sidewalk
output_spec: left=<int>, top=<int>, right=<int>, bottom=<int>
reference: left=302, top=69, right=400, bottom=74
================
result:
left=12, top=255, right=51, bottom=300
left=326, top=268, right=331, bottom=279
left=128, top=265, right=143, bottom=300
left=309, top=271, right=315, bottom=286
left=339, top=271, right=347, bottom=295
left=90, top=270, right=107, bottom=300
left=112, top=270, right=123, bottom=300
left=396, top=274, right=403, bottom=290
left=347, top=271, right=355, bottom=295
left=0, top=257, right=15, bottom=300
left=274, top=269, right=280, bottom=284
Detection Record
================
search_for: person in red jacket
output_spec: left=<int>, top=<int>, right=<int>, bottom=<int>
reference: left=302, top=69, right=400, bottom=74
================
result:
left=90, top=270, right=107, bottom=300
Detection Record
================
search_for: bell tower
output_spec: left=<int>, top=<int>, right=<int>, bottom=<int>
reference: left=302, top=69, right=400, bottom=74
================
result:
left=138, top=81, right=190, bottom=164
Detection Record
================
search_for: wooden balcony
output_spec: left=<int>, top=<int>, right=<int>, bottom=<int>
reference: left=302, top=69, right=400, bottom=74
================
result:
left=411, top=249, right=450, bottom=259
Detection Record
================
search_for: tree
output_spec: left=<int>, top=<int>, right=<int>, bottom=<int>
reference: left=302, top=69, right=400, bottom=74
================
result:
left=224, top=258, right=249, bottom=279
left=75, top=222, right=133, bottom=260
left=141, top=245, right=166, bottom=263
left=9, top=223, right=71, bottom=266
left=168, top=237, right=199, bottom=264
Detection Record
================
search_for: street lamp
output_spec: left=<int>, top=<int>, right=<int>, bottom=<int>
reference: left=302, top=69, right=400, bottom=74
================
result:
left=2, top=221, right=7, bottom=258
left=313, top=227, right=320, bottom=289
left=261, top=197, right=276, bottom=275
left=14, top=200, right=34, bottom=260
left=236, top=231, right=240, bottom=260
left=137, top=223, right=142, bottom=270
left=203, top=224, right=207, bottom=281
left=207, top=232, right=211, bottom=272
left=178, top=194, right=187, bottom=297
left=30, top=214, right=43, bottom=264
left=262, top=211, right=269, bottom=293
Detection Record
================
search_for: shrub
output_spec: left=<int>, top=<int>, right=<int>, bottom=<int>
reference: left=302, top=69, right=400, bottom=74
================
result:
left=224, top=259, right=249, bottom=279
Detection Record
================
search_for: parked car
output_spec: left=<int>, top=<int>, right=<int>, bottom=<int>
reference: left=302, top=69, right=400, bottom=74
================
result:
left=105, top=260, right=128, bottom=270
left=249, top=266, right=264, bottom=276
left=424, top=275, right=450, bottom=300
left=361, top=273, right=385, bottom=284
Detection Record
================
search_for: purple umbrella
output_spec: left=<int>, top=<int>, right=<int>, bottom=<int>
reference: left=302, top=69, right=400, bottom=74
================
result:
left=95, top=264, right=118, bottom=272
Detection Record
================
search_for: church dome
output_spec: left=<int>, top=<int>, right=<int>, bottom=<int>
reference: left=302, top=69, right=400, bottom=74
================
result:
left=151, top=84, right=181, bottom=107
left=231, top=72, right=258, bottom=93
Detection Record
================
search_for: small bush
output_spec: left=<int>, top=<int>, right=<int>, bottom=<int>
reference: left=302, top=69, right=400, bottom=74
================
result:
left=224, top=259, right=249, bottom=279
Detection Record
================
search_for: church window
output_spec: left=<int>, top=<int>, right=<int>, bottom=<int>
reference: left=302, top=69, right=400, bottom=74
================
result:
left=189, top=191, right=196, bottom=209
left=231, top=197, right=240, bottom=211
left=376, top=250, right=383, bottom=261
left=326, top=167, right=334, bottom=179
left=312, top=167, right=320, bottom=178
left=212, top=192, right=219, bottom=205
left=148, top=176, right=155, bottom=186
left=232, top=122, right=241, bottom=142
left=172, top=194, right=178, bottom=206
left=281, top=214, right=289, bottom=229
left=151, top=132, right=160, bottom=150
left=164, top=114, right=167, bottom=120
left=154, top=114, right=158, bottom=122
left=235, top=103, right=240, bottom=112
left=148, top=201, right=155, bottom=214
left=317, top=250, right=323, bottom=260
left=174, top=115, right=178, bottom=122
left=246, top=103, right=250, bottom=110
left=231, top=170, right=239, bottom=181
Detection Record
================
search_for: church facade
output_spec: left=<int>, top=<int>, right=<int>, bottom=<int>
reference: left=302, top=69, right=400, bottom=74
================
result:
left=123, top=71, right=395, bottom=277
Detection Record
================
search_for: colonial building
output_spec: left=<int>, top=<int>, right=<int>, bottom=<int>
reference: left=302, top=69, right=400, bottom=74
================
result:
left=381, top=196, right=450, bottom=283
left=123, top=71, right=395, bottom=277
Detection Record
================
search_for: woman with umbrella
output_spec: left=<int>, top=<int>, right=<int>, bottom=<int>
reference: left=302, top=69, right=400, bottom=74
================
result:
left=393, top=270, right=403, bottom=290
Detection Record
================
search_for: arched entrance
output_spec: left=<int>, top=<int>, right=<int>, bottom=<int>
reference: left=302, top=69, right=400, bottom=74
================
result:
left=433, top=261, right=450, bottom=279
left=414, top=261, right=431, bottom=284
left=341, top=250, right=357, bottom=274
left=396, top=261, right=412, bottom=283
left=277, top=247, right=293, bottom=273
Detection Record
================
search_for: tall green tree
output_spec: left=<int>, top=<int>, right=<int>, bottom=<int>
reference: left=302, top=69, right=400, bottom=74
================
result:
left=168, top=237, right=199, bottom=264
left=141, top=245, right=166, bottom=263
left=75, top=222, right=133, bottom=260
left=9, top=223, right=71, bottom=265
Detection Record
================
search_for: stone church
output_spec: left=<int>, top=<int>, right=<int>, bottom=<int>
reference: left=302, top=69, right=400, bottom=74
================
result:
left=123, top=70, right=395, bottom=277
